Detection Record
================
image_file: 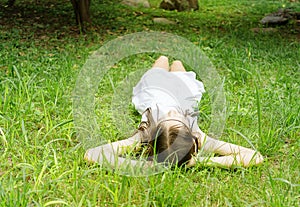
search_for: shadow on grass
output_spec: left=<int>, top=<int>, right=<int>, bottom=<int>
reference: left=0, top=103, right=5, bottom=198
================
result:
left=0, top=0, right=80, bottom=38
left=0, top=0, right=299, bottom=42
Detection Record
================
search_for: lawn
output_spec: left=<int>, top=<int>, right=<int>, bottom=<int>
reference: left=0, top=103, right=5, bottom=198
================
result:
left=0, top=0, right=299, bottom=206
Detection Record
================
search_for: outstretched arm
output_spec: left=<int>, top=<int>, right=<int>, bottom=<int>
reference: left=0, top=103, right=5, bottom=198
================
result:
left=84, top=133, right=153, bottom=169
left=189, top=131, right=264, bottom=168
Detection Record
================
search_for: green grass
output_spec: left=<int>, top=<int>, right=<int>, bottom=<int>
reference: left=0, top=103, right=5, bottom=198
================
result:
left=0, top=0, right=299, bottom=206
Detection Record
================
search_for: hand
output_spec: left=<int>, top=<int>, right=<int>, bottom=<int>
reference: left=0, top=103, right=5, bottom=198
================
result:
left=239, top=150, right=264, bottom=167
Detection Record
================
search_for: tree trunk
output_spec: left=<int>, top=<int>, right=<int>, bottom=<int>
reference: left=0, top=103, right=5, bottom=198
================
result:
left=7, top=0, right=16, bottom=7
left=70, top=0, right=91, bottom=31
left=160, top=0, right=198, bottom=11
left=187, top=0, right=198, bottom=10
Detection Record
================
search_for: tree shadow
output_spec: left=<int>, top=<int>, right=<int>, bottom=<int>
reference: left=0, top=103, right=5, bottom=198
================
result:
left=0, top=0, right=299, bottom=41
left=0, top=0, right=81, bottom=38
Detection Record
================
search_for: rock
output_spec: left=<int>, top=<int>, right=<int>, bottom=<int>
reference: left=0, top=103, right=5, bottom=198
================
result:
left=121, top=0, right=150, bottom=8
left=160, top=0, right=198, bottom=11
left=153, top=17, right=176, bottom=25
left=261, top=16, right=289, bottom=25
left=260, top=8, right=293, bottom=25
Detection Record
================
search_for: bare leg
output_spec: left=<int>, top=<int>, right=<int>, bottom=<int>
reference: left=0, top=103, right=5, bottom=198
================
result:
left=152, top=56, right=169, bottom=71
left=170, top=60, right=186, bottom=72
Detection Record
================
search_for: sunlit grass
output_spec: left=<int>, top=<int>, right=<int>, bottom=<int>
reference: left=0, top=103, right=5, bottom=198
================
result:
left=0, top=0, right=299, bottom=206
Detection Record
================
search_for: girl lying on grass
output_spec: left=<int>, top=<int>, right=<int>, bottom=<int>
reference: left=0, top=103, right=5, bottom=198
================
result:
left=85, top=56, right=263, bottom=170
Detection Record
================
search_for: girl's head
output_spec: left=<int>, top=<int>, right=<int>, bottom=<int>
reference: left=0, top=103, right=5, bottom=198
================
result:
left=137, top=108, right=200, bottom=167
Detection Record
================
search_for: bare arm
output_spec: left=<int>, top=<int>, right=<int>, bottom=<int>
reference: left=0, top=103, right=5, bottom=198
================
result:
left=190, top=131, right=264, bottom=168
left=84, top=133, right=153, bottom=168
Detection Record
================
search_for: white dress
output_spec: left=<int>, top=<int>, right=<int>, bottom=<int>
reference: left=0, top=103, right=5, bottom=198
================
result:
left=132, top=67, right=205, bottom=131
